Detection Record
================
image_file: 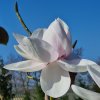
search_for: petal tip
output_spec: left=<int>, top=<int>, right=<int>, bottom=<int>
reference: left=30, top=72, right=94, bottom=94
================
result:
left=13, top=33, right=19, bottom=38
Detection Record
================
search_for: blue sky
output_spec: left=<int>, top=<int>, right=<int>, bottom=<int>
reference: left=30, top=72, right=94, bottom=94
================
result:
left=0, top=0, right=100, bottom=62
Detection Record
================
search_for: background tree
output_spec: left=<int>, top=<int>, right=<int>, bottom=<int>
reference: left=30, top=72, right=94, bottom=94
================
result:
left=6, top=47, right=45, bottom=99
left=90, top=58, right=100, bottom=93
left=0, top=57, right=14, bottom=100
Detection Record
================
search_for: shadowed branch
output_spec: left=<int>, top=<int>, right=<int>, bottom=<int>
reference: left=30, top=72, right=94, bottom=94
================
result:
left=15, top=2, right=32, bottom=36
left=72, top=40, right=77, bottom=49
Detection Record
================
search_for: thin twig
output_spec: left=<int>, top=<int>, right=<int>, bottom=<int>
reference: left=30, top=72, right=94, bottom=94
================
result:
left=72, top=40, right=77, bottom=48
left=15, top=2, right=32, bottom=36
left=70, top=40, right=78, bottom=84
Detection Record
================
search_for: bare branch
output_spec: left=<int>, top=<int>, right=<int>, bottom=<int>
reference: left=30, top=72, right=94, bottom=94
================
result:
left=72, top=40, right=77, bottom=49
left=15, top=2, right=32, bottom=36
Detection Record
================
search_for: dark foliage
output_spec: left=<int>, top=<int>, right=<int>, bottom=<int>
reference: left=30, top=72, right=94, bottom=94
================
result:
left=0, top=58, right=14, bottom=100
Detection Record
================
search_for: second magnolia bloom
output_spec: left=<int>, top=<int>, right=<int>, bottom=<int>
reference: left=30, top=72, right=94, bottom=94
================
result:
left=72, top=84, right=100, bottom=100
left=4, top=18, right=100, bottom=98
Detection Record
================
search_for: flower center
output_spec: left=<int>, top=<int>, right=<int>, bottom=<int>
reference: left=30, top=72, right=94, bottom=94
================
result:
left=57, top=55, right=67, bottom=60
left=47, top=55, right=67, bottom=65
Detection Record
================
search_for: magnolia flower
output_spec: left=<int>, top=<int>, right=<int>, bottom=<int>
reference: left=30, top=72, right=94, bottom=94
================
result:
left=4, top=18, right=98, bottom=98
left=72, top=65, right=100, bottom=100
left=72, top=85, right=100, bottom=100
left=87, top=64, right=100, bottom=88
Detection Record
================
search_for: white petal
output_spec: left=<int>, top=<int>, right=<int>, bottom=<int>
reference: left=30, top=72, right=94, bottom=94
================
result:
left=13, top=33, right=37, bottom=60
left=58, top=58, right=97, bottom=72
left=28, top=38, right=58, bottom=62
left=40, top=62, right=71, bottom=98
left=87, top=65, right=100, bottom=88
left=13, top=33, right=27, bottom=44
left=43, top=19, right=72, bottom=57
left=31, top=28, right=47, bottom=39
left=4, top=60, right=47, bottom=72
left=13, top=33, right=36, bottom=58
left=72, top=85, right=100, bottom=100
left=13, top=33, right=38, bottom=59
left=14, top=45, right=33, bottom=59
left=14, top=34, right=58, bottom=62
left=57, top=18, right=72, bottom=42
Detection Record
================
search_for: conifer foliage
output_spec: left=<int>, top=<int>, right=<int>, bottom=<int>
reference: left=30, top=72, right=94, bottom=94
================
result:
left=0, top=58, right=14, bottom=100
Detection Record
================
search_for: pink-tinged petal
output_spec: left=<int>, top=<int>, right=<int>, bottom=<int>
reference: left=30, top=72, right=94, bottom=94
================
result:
left=57, top=18, right=72, bottom=42
left=4, top=60, right=47, bottom=72
left=28, top=38, right=59, bottom=62
left=72, top=85, right=100, bottom=100
left=58, top=58, right=96, bottom=72
left=43, top=19, right=72, bottom=57
left=14, top=34, right=58, bottom=62
left=31, top=28, right=47, bottom=39
left=40, top=62, right=71, bottom=98
left=87, top=65, right=100, bottom=88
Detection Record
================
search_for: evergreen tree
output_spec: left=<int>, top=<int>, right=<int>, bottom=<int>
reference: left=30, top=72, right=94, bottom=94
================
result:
left=32, top=84, right=44, bottom=100
left=0, top=58, right=14, bottom=100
